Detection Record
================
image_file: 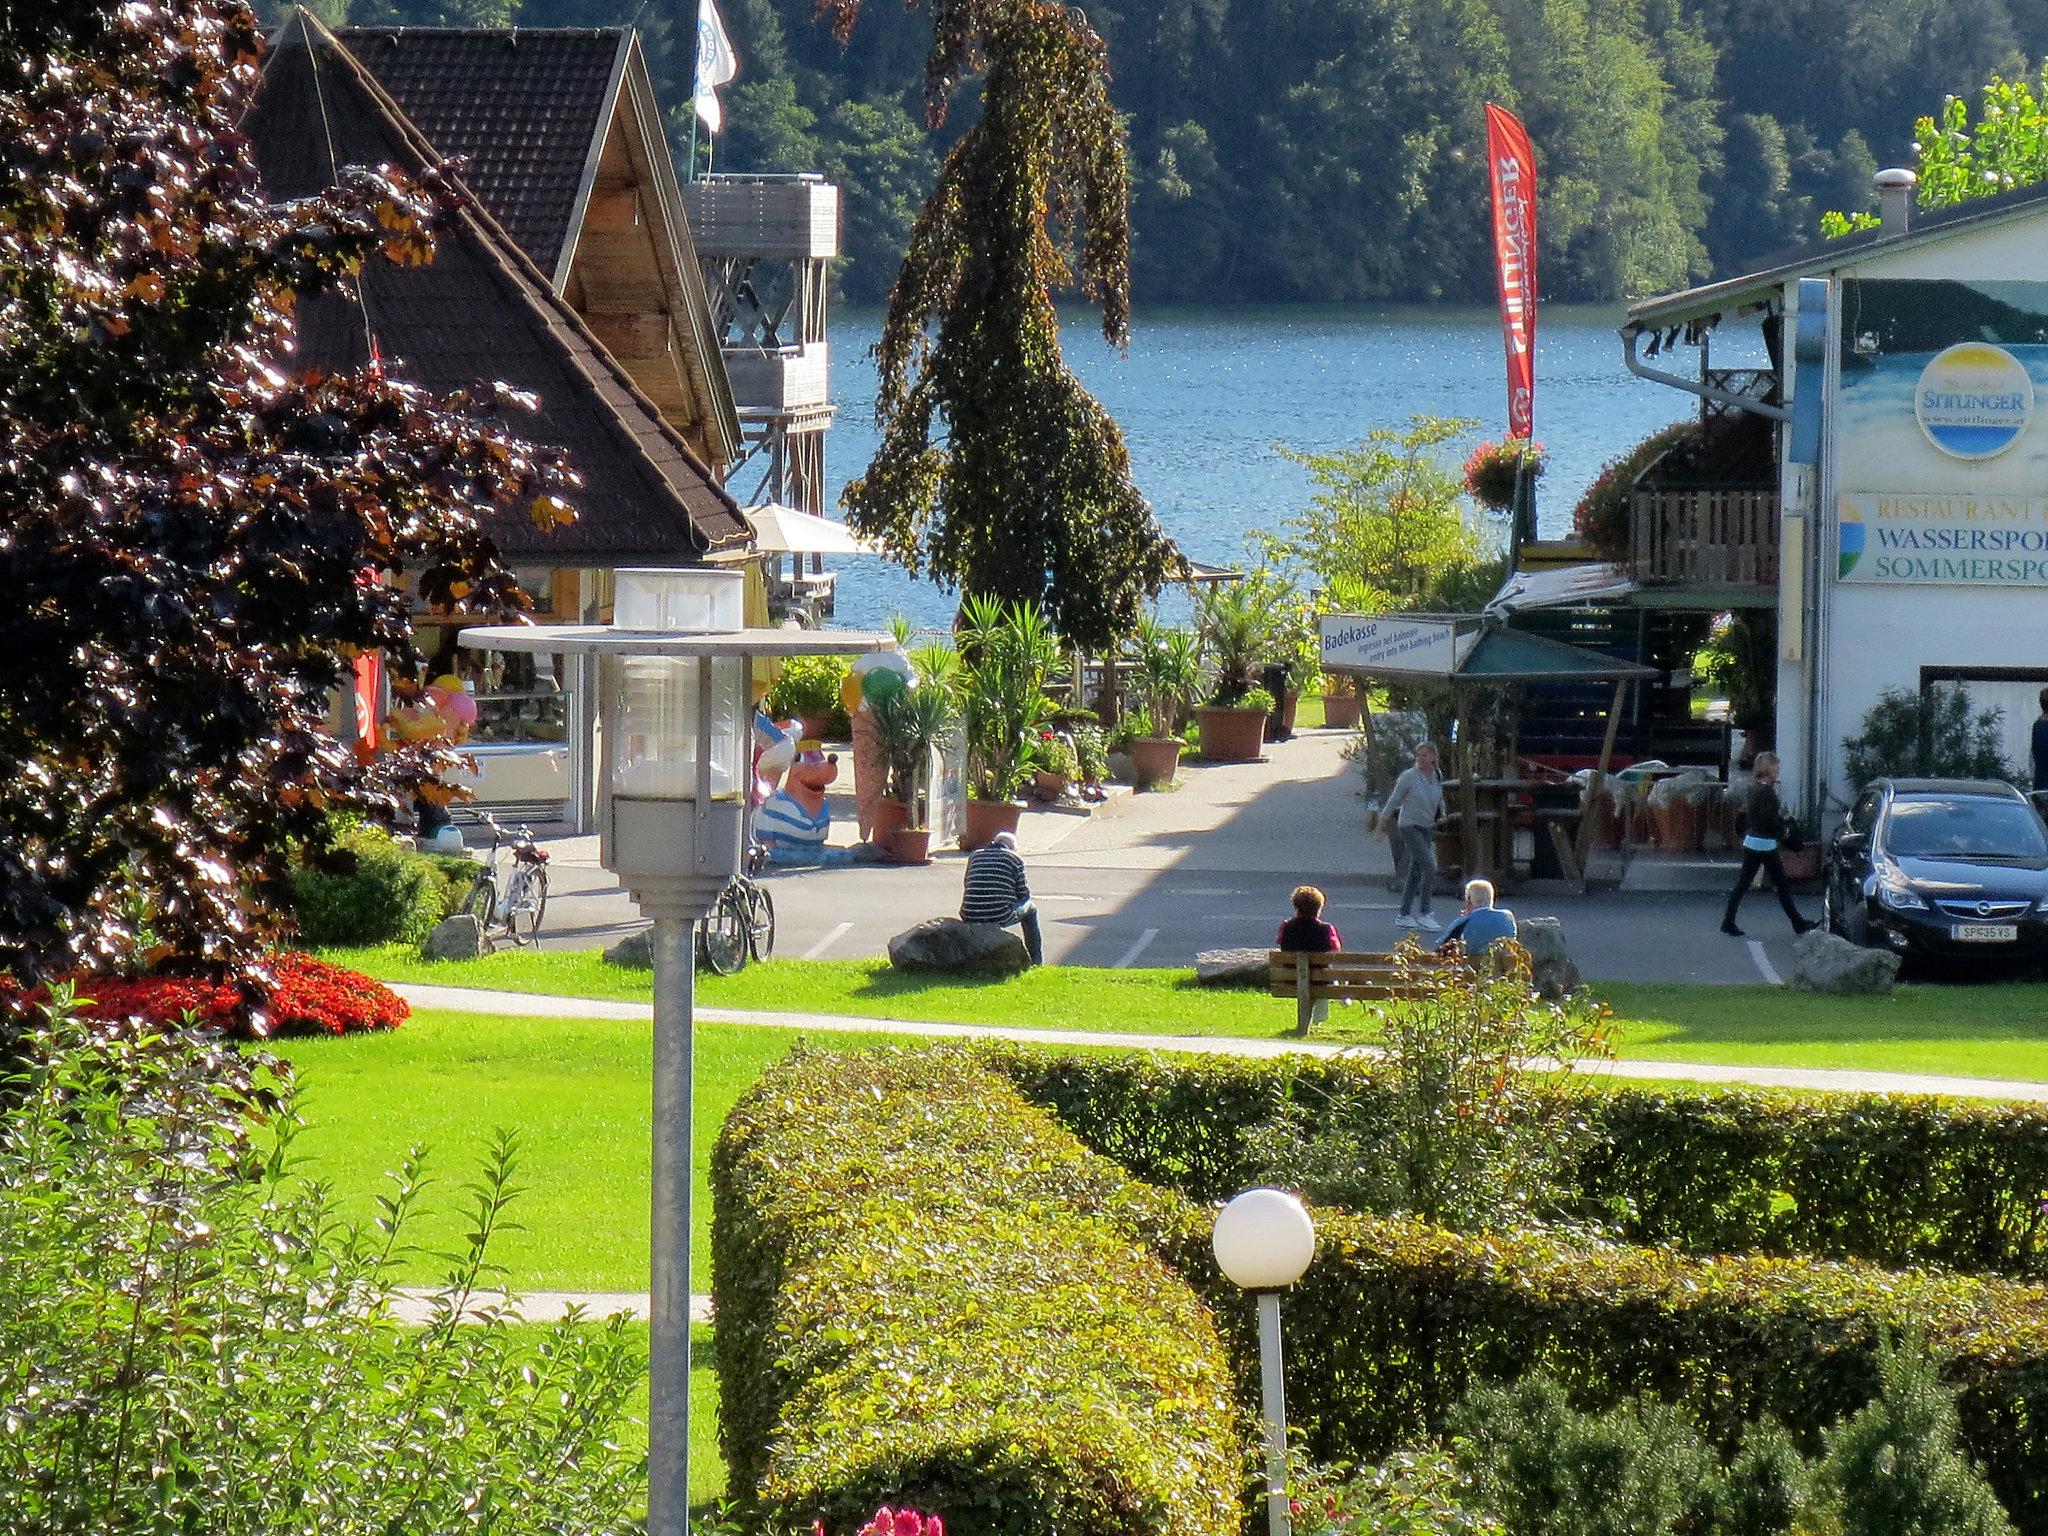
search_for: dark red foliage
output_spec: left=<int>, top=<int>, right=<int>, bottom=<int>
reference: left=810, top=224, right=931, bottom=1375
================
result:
left=0, top=2, right=575, bottom=999
left=7, top=953, right=407, bottom=1039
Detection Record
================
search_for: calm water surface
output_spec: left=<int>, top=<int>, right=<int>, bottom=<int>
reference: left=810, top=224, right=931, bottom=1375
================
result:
left=813, top=304, right=1753, bottom=631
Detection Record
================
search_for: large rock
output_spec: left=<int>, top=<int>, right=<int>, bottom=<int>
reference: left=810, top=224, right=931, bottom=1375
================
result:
left=1518, top=915, right=1581, bottom=1000
left=422, top=914, right=486, bottom=961
left=604, top=929, right=653, bottom=968
left=1791, top=929, right=1900, bottom=995
left=1196, top=947, right=1271, bottom=988
left=888, top=918, right=1030, bottom=977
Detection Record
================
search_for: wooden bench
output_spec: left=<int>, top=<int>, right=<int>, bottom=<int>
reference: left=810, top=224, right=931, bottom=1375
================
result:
left=1267, top=949, right=1461, bottom=1037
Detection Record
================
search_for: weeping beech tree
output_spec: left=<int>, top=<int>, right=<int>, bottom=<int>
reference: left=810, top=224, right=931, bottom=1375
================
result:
left=831, top=0, right=1179, bottom=651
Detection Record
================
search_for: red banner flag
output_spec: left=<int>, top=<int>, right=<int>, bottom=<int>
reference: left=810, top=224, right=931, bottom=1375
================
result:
left=353, top=650, right=383, bottom=752
left=1485, top=103, right=1538, bottom=440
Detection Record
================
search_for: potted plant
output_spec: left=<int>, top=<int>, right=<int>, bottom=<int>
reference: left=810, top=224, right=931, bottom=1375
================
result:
left=1124, top=617, right=1205, bottom=787
left=1194, top=578, right=1285, bottom=762
left=958, top=595, right=1059, bottom=847
left=1071, top=723, right=1109, bottom=801
left=1033, top=731, right=1077, bottom=802
left=1321, top=672, right=1361, bottom=730
left=868, top=681, right=961, bottom=865
left=765, top=653, right=852, bottom=742
left=1461, top=437, right=1546, bottom=514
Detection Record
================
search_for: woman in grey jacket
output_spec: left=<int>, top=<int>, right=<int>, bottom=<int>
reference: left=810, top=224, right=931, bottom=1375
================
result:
left=1376, top=742, right=1445, bottom=931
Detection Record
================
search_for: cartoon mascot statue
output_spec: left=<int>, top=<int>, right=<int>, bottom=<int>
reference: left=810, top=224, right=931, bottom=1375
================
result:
left=753, top=711, right=843, bottom=865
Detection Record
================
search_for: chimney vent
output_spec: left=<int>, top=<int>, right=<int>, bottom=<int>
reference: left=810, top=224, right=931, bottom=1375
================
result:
left=1875, top=168, right=1918, bottom=236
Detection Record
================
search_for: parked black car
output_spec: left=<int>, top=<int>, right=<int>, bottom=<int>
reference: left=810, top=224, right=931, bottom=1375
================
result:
left=1824, top=778, right=2048, bottom=961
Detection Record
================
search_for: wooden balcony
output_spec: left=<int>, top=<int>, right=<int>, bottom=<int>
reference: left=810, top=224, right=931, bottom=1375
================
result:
left=1630, top=487, right=1780, bottom=592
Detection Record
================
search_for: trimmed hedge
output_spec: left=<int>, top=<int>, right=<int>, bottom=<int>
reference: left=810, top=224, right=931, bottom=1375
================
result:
left=985, top=1049, right=2048, bottom=1277
left=288, top=824, right=464, bottom=948
left=1190, top=1209, right=2048, bottom=1535
left=710, top=1048, right=1242, bottom=1536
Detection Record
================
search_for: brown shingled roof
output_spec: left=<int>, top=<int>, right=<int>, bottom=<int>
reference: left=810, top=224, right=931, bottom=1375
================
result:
left=335, top=26, right=624, bottom=288
left=243, top=12, right=751, bottom=565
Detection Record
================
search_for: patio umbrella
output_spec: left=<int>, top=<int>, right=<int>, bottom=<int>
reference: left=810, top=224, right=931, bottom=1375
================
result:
left=743, top=502, right=877, bottom=556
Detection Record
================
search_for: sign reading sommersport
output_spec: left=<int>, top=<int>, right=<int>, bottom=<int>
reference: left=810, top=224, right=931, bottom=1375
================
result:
left=1838, top=493, right=2048, bottom=585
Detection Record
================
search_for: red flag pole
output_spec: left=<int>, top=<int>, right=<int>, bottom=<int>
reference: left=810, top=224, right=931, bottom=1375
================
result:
left=1485, top=103, right=1539, bottom=551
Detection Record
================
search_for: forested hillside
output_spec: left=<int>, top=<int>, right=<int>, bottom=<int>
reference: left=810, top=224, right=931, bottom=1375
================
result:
left=279, top=0, right=2047, bottom=304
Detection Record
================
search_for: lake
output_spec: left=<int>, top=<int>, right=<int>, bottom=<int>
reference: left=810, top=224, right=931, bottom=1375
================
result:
left=812, top=303, right=1753, bottom=631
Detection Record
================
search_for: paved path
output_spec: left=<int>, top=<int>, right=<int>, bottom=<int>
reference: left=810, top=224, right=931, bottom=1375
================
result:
left=391, top=980, right=2048, bottom=1104
left=389, top=1287, right=696, bottom=1325
left=512, top=729, right=1809, bottom=987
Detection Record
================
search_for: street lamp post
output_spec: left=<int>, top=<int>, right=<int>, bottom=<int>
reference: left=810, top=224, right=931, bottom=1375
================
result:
left=1212, top=1187, right=1318, bottom=1536
left=461, top=570, right=890, bottom=1536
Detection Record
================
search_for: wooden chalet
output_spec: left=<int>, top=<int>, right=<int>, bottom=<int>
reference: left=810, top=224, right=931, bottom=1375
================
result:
left=246, top=11, right=758, bottom=826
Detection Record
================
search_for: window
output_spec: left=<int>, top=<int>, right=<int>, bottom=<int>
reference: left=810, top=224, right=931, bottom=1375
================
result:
left=1883, top=796, right=2047, bottom=860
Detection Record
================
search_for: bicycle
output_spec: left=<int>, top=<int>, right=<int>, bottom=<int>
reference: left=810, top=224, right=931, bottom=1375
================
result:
left=461, top=814, right=551, bottom=950
left=697, top=840, right=776, bottom=975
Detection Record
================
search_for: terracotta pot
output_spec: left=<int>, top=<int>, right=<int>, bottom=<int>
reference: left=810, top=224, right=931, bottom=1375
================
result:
left=890, top=827, right=932, bottom=865
left=1128, top=735, right=1181, bottom=787
left=1322, top=691, right=1361, bottom=730
left=961, top=796, right=1023, bottom=851
left=1195, top=704, right=1268, bottom=762
left=1654, top=798, right=1703, bottom=852
left=1034, top=770, right=1069, bottom=803
left=873, top=798, right=910, bottom=855
left=1279, top=691, right=1300, bottom=735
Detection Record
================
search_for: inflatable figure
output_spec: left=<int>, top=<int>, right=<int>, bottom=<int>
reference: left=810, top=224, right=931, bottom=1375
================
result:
left=756, top=744, right=841, bottom=864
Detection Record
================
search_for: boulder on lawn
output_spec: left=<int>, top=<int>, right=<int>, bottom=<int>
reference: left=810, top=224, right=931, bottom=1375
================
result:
left=1790, top=928, right=1900, bottom=995
left=1196, top=947, right=1270, bottom=988
left=604, top=929, right=653, bottom=968
left=422, top=914, right=486, bottom=962
left=1518, top=916, right=1581, bottom=1000
left=888, top=918, right=1029, bottom=977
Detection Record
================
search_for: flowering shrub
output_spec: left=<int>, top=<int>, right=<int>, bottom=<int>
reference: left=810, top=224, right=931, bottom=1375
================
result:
left=1461, top=438, right=1545, bottom=512
left=1572, top=422, right=1692, bottom=558
left=7, top=953, right=407, bottom=1040
left=826, top=1508, right=944, bottom=1536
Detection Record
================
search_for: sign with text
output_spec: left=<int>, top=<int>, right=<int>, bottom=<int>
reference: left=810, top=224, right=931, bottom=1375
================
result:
left=1838, top=493, right=2048, bottom=585
left=1485, top=103, right=1538, bottom=440
left=1320, top=614, right=1477, bottom=676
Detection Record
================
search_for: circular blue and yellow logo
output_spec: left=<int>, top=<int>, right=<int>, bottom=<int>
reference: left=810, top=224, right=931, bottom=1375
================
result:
left=1915, top=343, right=2034, bottom=459
left=1838, top=503, right=1865, bottom=578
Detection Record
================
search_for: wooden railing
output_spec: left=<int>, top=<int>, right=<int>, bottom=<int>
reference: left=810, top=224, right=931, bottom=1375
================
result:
left=1630, top=488, right=1780, bottom=588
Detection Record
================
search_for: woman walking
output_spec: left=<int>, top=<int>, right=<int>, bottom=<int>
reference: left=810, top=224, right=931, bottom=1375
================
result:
left=1377, top=741, right=1445, bottom=931
left=1722, top=750, right=1819, bottom=938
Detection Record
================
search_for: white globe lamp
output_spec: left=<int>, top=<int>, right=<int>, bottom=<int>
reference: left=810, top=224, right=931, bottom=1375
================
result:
left=1214, top=1188, right=1317, bottom=1536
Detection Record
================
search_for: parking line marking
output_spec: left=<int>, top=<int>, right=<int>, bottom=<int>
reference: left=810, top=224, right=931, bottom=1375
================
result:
left=1746, top=939, right=1783, bottom=986
left=1112, top=928, right=1159, bottom=969
left=801, top=921, right=853, bottom=960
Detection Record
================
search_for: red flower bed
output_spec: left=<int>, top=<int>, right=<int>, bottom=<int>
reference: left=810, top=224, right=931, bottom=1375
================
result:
left=9, top=953, right=407, bottom=1040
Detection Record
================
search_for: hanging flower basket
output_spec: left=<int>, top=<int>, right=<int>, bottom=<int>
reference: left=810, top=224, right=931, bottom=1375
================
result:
left=1462, top=438, right=1546, bottom=513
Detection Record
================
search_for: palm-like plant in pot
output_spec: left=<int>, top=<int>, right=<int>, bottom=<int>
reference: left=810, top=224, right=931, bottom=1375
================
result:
left=1194, top=577, right=1287, bottom=761
left=1124, top=616, right=1205, bottom=786
left=868, top=681, right=962, bottom=864
left=957, top=595, right=1060, bottom=847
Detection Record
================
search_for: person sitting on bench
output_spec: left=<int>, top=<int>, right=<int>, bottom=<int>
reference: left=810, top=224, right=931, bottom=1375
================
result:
left=1277, top=884, right=1341, bottom=1026
left=1435, top=877, right=1516, bottom=957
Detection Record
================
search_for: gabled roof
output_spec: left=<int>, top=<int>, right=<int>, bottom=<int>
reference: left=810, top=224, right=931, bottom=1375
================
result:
left=1627, top=179, right=2048, bottom=333
left=336, top=24, right=741, bottom=464
left=244, top=12, right=751, bottom=565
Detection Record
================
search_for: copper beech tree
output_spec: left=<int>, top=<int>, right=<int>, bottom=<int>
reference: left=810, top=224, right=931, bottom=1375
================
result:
left=832, top=0, right=1179, bottom=651
left=0, top=1, right=573, bottom=995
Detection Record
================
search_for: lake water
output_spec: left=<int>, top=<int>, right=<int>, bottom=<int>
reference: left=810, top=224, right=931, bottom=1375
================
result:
left=813, top=304, right=1751, bottom=631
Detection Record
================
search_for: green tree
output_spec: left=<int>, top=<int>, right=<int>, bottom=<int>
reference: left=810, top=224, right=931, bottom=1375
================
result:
left=1260, top=416, right=1494, bottom=614
left=835, top=0, right=1179, bottom=649
left=0, top=1, right=560, bottom=987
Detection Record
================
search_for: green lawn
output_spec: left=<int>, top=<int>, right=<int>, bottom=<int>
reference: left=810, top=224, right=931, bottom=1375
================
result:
left=335, top=948, right=2048, bottom=1083
left=273, top=1008, right=906, bottom=1293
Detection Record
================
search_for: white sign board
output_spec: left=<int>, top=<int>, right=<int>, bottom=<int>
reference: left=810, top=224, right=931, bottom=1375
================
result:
left=1319, top=614, right=1476, bottom=677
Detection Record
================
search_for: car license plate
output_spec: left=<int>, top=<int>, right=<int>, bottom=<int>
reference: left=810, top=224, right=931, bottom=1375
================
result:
left=1954, top=923, right=2019, bottom=942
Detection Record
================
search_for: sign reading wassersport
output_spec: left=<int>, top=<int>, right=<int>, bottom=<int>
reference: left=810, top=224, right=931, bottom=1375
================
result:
left=1838, top=493, right=2048, bottom=584
left=1914, top=343, right=2034, bottom=460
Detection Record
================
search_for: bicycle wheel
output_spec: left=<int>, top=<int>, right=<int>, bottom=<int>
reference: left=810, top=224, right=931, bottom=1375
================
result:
left=461, top=876, right=498, bottom=948
left=746, top=882, right=776, bottom=962
left=508, top=865, right=549, bottom=947
left=698, top=884, right=750, bottom=976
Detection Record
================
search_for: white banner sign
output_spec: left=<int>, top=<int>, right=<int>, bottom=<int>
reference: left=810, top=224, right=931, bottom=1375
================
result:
left=1319, top=614, right=1476, bottom=677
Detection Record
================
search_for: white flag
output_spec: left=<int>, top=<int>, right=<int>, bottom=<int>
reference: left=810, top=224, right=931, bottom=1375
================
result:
left=694, top=0, right=738, bottom=134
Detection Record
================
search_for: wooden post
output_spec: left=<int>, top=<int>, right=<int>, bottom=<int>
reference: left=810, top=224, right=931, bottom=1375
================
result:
left=1294, top=952, right=1313, bottom=1037
left=1457, top=691, right=1480, bottom=882
left=1573, top=678, right=1628, bottom=885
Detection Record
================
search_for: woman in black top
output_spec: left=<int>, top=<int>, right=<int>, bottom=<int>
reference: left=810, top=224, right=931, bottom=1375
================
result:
left=1721, top=750, right=1818, bottom=938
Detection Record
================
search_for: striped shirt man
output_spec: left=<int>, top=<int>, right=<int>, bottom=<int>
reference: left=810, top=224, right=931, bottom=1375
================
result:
left=960, top=839, right=1032, bottom=924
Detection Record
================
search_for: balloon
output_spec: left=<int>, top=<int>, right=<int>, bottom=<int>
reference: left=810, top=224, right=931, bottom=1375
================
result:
left=853, top=651, right=913, bottom=681
left=444, top=691, right=479, bottom=728
left=840, top=671, right=865, bottom=716
left=432, top=674, right=464, bottom=695
left=861, top=666, right=906, bottom=703
left=424, top=685, right=456, bottom=712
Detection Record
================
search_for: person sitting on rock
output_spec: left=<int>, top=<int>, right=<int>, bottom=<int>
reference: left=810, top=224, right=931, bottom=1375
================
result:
left=960, top=830, right=1042, bottom=967
left=1436, top=877, right=1517, bottom=957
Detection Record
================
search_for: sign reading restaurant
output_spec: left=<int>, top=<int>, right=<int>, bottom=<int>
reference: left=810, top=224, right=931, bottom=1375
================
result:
left=1838, top=493, right=2048, bottom=584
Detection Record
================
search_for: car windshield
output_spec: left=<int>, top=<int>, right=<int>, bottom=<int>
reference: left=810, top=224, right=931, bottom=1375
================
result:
left=1884, top=796, right=2048, bottom=860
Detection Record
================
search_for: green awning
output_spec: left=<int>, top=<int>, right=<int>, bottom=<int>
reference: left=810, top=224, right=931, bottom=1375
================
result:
left=1452, top=626, right=1658, bottom=683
